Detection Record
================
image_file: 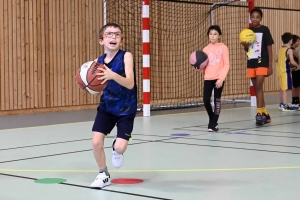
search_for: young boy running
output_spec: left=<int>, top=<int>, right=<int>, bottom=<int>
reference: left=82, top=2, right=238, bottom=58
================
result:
left=89, top=23, right=137, bottom=188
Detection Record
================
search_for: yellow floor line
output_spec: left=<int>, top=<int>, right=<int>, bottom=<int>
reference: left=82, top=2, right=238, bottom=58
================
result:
left=0, top=166, right=299, bottom=173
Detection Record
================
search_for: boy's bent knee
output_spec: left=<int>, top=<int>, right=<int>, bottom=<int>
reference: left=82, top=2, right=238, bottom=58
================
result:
left=114, top=138, right=128, bottom=154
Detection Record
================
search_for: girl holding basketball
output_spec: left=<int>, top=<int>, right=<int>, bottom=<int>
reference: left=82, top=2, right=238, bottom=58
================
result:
left=241, top=8, right=274, bottom=125
left=201, top=25, right=230, bottom=132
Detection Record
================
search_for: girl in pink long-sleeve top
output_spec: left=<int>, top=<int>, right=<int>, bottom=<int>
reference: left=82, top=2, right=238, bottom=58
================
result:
left=202, top=25, right=230, bottom=132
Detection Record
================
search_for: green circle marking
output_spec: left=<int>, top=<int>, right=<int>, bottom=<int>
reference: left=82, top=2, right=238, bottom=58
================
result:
left=34, top=178, right=67, bottom=184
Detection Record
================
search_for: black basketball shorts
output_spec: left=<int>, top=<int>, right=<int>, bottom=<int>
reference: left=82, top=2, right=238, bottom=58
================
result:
left=92, top=107, right=135, bottom=141
left=291, top=70, right=300, bottom=88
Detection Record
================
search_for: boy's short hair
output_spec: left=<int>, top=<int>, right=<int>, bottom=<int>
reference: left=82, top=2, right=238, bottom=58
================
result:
left=250, top=7, right=263, bottom=17
left=292, top=35, right=300, bottom=45
left=281, top=32, right=293, bottom=44
left=207, top=25, right=222, bottom=36
left=99, top=23, right=123, bottom=39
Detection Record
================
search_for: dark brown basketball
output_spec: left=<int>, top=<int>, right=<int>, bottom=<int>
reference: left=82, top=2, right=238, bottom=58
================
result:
left=75, top=61, right=107, bottom=95
left=75, top=67, right=86, bottom=89
left=87, top=62, right=108, bottom=91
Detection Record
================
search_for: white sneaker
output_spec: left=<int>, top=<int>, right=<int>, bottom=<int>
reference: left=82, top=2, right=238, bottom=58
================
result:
left=112, top=139, right=124, bottom=168
left=90, top=172, right=111, bottom=188
left=281, top=104, right=295, bottom=111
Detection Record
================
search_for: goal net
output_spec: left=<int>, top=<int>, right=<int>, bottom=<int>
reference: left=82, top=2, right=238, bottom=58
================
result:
left=104, top=0, right=253, bottom=114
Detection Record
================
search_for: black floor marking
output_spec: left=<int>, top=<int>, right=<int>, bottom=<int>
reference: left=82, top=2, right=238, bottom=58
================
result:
left=252, top=129, right=300, bottom=134
left=1, top=111, right=300, bottom=164
left=0, top=138, right=178, bottom=164
left=180, top=137, right=300, bottom=149
left=160, top=141, right=300, bottom=155
left=0, top=149, right=93, bottom=164
left=68, top=183, right=173, bottom=200
left=0, top=131, right=199, bottom=153
left=207, top=128, right=300, bottom=139
left=137, top=134, right=300, bottom=148
left=173, top=126, right=300, bottom=139
left=134, top=133, right=211, bottom=137
left=0, top=138, right=93, bottom=151
left=0, top=173, right=172, bottom=200
left=173, top=112, right=300, bottom=130
left=0, top=135, right=168, bottom=151
left=1, top=111, right=299, bottom=152
left=227, top=132, right=300, bottom=139
left=173, top=120, right=300, bottom=139
left=175, top=120, right=300, bottom=132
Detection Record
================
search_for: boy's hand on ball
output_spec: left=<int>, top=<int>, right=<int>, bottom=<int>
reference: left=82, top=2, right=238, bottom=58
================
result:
left=97, top=65, right=116, bottom=84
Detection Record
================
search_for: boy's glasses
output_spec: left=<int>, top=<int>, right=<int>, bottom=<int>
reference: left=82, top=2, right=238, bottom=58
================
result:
left=102, top=32, right=123, bottom=38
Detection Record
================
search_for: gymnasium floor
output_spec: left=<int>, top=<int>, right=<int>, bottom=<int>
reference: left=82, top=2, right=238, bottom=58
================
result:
left=0, top=97, right=300, bottom=200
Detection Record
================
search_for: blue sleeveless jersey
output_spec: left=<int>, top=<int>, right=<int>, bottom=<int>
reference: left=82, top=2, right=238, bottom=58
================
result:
left=97, top=50, right=137, bottom=116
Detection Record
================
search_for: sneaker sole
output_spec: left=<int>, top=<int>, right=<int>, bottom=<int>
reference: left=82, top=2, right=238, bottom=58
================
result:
left=256, top=121, right=265, bottom=126
left=256, top=123, right=264, bottom=126
left=208, top=129, right=219, bottom=132
left=90, top=182, right=111, bottom=189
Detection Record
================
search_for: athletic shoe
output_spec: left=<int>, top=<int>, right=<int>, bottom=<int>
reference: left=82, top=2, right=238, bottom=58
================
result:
left=262, top=113, right=271, bottom=123
left=281, top=104, right=295, bottom=111
left=208, top=123, right=219, bottom=132
left=279, top=103, right=284, bottom=110
left=112, top=139, right=124, bottom=168
left=256, top=113, right=265, bottom=126
left=90, top=172, right=111, bottom=188
left=291, top=104, right=299, bottom=109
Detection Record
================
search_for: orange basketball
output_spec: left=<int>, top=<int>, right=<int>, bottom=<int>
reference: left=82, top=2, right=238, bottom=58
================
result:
left=76, top=61, right=107, bottom=94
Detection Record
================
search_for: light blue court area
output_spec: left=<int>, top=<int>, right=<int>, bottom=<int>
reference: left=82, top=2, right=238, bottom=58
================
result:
left=0, top=104, right=300, bottom=200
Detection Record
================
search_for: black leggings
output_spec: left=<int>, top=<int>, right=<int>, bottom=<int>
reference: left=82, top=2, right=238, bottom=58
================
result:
left=203, top=80, right=225, bottom=125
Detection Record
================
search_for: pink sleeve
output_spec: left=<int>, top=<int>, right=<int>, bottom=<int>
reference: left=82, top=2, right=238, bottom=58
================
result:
left=218, top=45, right=230, bottom=81
left=202, top=46, right=208, bottom=55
